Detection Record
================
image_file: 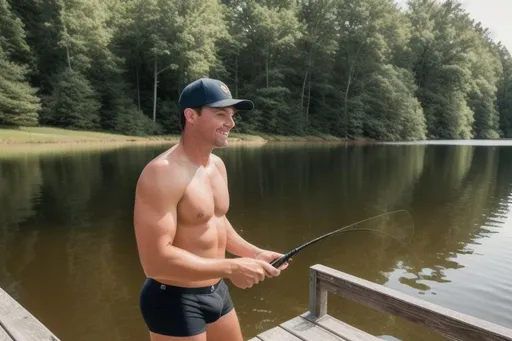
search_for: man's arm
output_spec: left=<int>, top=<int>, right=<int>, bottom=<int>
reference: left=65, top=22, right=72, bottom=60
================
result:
left=134, top=159, right=234, bottom=282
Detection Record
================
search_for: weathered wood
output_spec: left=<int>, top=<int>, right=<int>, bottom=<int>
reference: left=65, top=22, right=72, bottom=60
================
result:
left=309, top=267, right=327, bottom=317
left=280, top=315, right=348, bottom=341
left=0, top=326, right=14, bottom=341
left=250, top=313, right=384, bottom=340
left=0, top=287, right=60, bottom=341
left=301, top=312, right=382, bottom=341
left=256, top=326, right=303, bottom=341
left=311, top=264, right=512, bottom=341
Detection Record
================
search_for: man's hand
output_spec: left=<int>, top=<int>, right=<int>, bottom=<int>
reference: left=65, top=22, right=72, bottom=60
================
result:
left=255, top=249, right=290, bottom=271
left=227, top=258, right=280, bottom=289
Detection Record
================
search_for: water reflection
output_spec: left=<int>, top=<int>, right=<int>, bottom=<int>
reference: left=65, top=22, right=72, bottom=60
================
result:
left=0, top=156, right=43, bottom=297
left=400, top=146, right=510, bottom=287
left=318, top=145, right=512, bottom=340
left=0, top=142, right=511, bottom=341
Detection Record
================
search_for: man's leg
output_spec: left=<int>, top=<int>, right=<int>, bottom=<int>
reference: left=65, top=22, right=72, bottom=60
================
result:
left=149, top=331, right=207, bottom=341
left=205, top=309, right=243, bottom=341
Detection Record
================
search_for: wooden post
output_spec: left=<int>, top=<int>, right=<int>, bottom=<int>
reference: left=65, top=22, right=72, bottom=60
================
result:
left=309, top=265, right=328, bottom=317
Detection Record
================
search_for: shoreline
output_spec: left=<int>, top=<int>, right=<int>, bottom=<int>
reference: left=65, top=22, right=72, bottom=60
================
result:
left=0, top=126, right=370, bottom=146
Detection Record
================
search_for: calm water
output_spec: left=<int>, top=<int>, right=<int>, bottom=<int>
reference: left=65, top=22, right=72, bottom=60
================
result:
left=1, top=141, right=512, bottom=341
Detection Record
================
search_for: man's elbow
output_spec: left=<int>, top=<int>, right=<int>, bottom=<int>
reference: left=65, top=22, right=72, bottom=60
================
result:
left=140, top=243, right=182, bottom=279
left=139, top=248, right=169, bottom=278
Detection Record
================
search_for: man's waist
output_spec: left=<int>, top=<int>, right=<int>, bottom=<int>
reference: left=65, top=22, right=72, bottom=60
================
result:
left=146, top=277, right=224, bottom=294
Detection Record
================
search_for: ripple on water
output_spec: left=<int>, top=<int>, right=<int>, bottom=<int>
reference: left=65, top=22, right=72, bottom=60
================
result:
left=421, top=207, right=512, bottom=328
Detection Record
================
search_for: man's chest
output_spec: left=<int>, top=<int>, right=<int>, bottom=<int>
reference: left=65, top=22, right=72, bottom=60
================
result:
left=177, top=169, right=230, bottom=224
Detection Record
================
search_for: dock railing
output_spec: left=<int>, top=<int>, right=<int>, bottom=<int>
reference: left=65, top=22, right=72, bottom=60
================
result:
left=309, top=264, right=512, bottom=341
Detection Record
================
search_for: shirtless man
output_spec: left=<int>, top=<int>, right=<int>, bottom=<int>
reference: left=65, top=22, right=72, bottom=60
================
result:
left=134, top=78, right=288, bottom=341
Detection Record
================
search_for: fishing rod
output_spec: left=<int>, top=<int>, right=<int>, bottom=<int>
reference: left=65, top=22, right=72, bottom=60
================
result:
left=271, top=209, right=414, bottom=268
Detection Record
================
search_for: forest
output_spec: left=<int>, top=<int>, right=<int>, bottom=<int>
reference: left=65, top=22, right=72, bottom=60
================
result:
left=1, top=0, right=512, bottom=141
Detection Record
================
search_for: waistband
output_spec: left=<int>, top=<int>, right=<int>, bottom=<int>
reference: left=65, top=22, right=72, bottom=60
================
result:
left=146, top=278, right=224, bottom=294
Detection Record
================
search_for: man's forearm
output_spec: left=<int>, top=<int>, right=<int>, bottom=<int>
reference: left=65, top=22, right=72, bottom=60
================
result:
left=225, top=217, right=262, bottom=258
left=145, top=244, right=235, bottom=282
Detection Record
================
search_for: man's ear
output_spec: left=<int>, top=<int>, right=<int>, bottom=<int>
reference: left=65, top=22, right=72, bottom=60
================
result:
left=183, top=108, right=198, bottom=125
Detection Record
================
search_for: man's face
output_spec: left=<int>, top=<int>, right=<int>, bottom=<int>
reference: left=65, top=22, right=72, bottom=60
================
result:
left=195, top=106, right=236, bottom=148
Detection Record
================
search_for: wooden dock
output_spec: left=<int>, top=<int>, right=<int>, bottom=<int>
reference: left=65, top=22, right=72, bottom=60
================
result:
left=0, top=286, right=60, bottom=341
left=248, top=264, right=512, bottom=341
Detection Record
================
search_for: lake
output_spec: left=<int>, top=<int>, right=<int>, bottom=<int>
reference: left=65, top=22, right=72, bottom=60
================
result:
left=1, top=140, right=511, bottom=341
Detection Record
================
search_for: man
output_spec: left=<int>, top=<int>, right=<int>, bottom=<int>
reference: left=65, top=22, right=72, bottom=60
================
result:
left=133, top=77, right=288, bottom=341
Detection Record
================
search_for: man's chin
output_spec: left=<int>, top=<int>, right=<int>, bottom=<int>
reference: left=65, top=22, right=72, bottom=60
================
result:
left=214, top=139, right=229, bottom=148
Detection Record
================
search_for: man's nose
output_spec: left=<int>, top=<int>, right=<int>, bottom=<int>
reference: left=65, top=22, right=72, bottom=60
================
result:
left=226, top=115, right=235, bottom=128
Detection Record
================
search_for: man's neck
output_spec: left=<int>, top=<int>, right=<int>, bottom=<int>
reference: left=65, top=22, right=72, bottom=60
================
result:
left=179, top=134, right=212, bottom=167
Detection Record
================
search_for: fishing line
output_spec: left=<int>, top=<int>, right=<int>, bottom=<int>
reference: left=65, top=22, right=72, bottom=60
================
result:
left=270, top=209, right=417, bottom=268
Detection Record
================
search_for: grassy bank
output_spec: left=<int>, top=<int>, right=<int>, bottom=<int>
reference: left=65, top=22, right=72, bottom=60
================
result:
left=0, top=126, right=350, bottom=145
left=0, top=126, right=173, bottom=144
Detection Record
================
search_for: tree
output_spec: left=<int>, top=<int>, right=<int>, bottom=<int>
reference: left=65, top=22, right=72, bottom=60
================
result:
left=496, top=45, right=512, bottom=138
left=0, top=48, right=40, bottom=126
left=0, top=0, right=40, bottom=126
left=406, top=0, right=477, bottom=139
left=42, top=69, right=100, bottom=129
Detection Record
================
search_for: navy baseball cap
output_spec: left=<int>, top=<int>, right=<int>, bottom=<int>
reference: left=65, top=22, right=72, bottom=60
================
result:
left=179, top=78, right=254, bottom=112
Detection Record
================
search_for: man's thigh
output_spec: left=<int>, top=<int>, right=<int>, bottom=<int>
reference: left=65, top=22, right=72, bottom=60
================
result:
left=205, top=280, right=243, bottom=341
left=206, top=309, right=243, bottom=341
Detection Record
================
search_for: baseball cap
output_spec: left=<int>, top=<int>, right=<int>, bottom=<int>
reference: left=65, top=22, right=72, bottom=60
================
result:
left=179, top=78, right=254, bottom=112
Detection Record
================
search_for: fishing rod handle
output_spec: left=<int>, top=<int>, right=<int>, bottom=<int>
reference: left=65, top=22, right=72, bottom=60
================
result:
left=271, top=247, right=300, bottom=268
left=271, top=256, right=287, bottom=268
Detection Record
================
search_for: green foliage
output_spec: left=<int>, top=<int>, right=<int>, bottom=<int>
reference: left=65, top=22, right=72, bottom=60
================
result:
left=0, top=48, right=40, bottom=126
left=0, top=0, right=40, bottom=127
left=364, top=65, right=426, bottom=141
left=248, top=86, right=303, bottom=135
left=154, top=99, right=180, bottom=134
left=497, top=45, right=512, bottom=138
left=114, top=106, right=162, bottom=136
left=58, top=0, right=113, bottom=72
left=0, top=0, right=31, bottom=63
left=4, top=0, right=512, bottom=140
left=42, top=69, right=100, bottom=129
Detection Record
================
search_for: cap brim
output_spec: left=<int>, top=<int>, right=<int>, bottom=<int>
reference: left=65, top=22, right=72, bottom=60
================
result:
left=207, top=99, right=254, bottom=111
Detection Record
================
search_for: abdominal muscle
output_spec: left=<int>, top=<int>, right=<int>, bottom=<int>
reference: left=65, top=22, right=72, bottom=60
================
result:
left=162, top=214, right=229, bottom=288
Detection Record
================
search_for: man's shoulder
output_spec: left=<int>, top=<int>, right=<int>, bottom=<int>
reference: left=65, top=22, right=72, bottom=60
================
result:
left=137, top=154, right=187, bottom=195
left=210, top=153, right=226, bottom=168
left=212, top=154, right=228, bottom=181
left=142, top=146, right=186, bottom=175
left=141, top=156, right=177, bottom=180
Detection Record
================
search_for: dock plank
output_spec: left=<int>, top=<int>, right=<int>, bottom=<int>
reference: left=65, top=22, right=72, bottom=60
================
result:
left=301, top=312, right=382, bottom=341
left=0, top=327, right=14, bottom=341
left=0, top=287, right=60, bottom=341
left=280, top=315, right=349, bottom=341
left=257, top=326, right=303, bottom=340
